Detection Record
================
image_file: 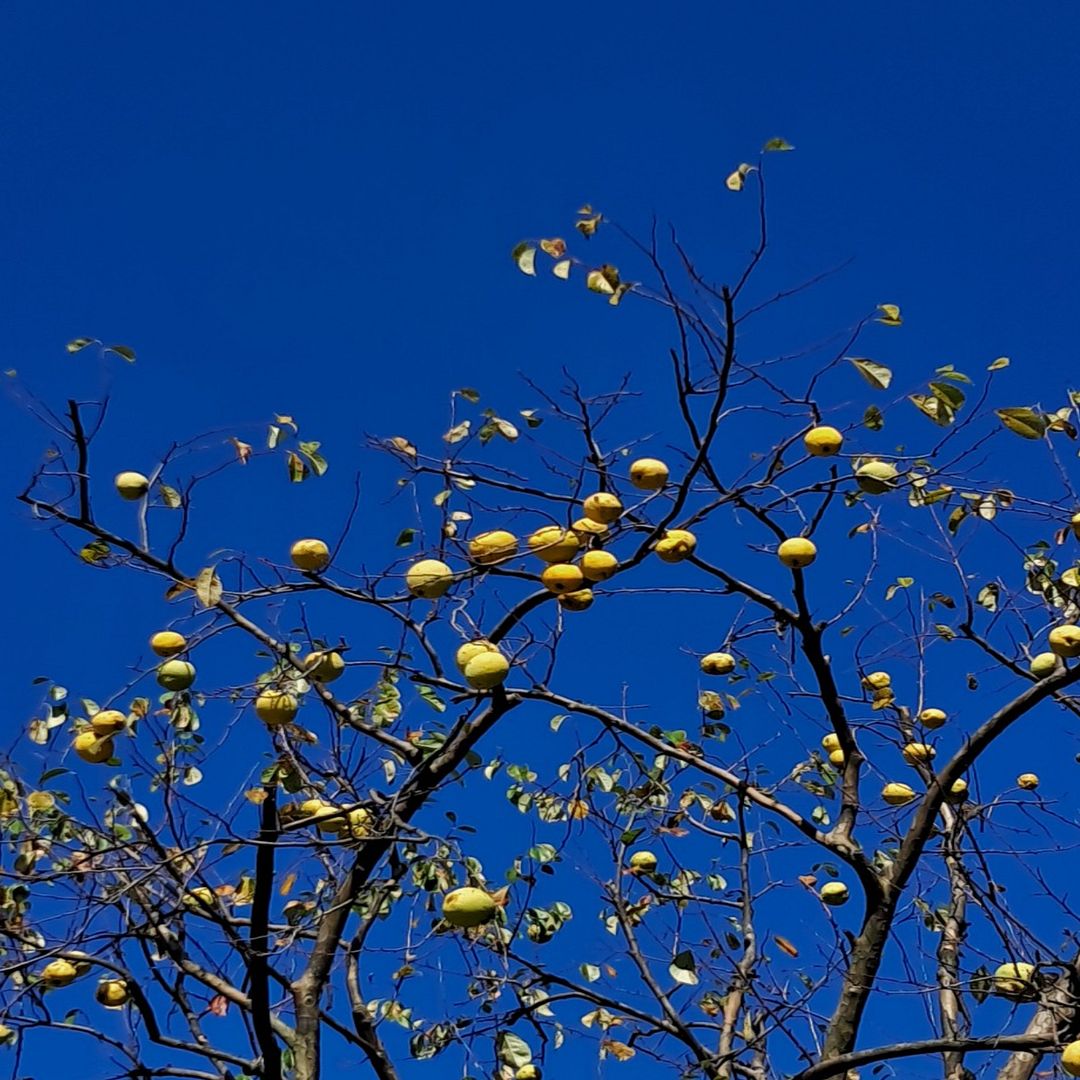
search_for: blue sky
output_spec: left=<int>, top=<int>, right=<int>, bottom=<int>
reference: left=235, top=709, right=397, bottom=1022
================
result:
left=3, top=4, right=1080, bottom=1079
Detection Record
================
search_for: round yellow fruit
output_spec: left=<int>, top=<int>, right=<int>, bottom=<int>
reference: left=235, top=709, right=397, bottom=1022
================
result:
left=468, top=530, right=518, bottom=565
left=302, top=650, right=345, bottom=683
left=993, top=961, right=1036, bottom=999
left=541, top=563, right=585, bottom=594
left=157, top=660, right=196, bottom=691
left=149, top=630, right=187, bottom=657
left=882, top=782, right=916, bottom=806
left=777, top=537, right=817, bottom=568
left=527, top=526, right=580, bottom=563
left=406, top=559, right=454, bottom=599
left=580, top=550, right=618, bottom=582
left=828, top=749, right=846, bottom=766
left=114, top=471, right=150, bottom=501
left=96, top=978, right=129, bottom=1007
left=902, top=742, right=935, bottom=766
left=346, top=807, right=372, bottom=839
left=919, top=708, right=947, bottom=730
left=299, top=799, right=344, bottom=835
left=90, top=709, right=126, bottom=737
left=455, top=640, right=499, bottom=673
left=463, top=651, right=510, bottom=690
left=820, top=881, right=850, bottom=906
left=1062, top=1040, right=1080, bottom=1077
left=254, top=690, right=298, bottom=726
left=804, top=426, right=844, bottom=457
left=1048, top=624, right=1080, bottom=658
left=862, top=671, right=892, bottom=691
left=1030, top=652, right=1060, bottom=679
left=1071, top=513, right=1080, bottom=541
left=628, top=850, right=658, bottom=873
left=571, top=517, right=609, bottom=538
left=821, top=733, right=841, bottom=753
left=582, top=492, right=623, bottom=524
left=74, top=731, right=114, bottom=764
left=1017, top=773, right=1040, bottom=791
left=558, top=588, right=594, bottom=612
left=629, top=457, right=669, bottom=491
left=41, top=959, right=78, bottom=987
left=855, top=460, right=899, bottom=494
left=183, top=886, right=215, bottom=910
left=700, top=652, right=736, bottom=676
left=947, top=778, right=969, bottom=801
left=442, top=886, right=498, bottom=928
left=290, top=538, right=330, bottom=571
left=654, top=529, right=697, bottom=563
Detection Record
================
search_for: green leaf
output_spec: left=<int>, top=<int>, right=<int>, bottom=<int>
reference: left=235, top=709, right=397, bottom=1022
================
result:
left=496, top=1031, right=533, bottom=1069
left=669, top=950, right=700, bottom=986
left=195, top=566, right=223, bottom=608
left=976, top=583, right=999, bottom=612
left=988, top=356, right=1010, bottom=372
left=157, top=483, right=182, bottom=509
left=297, top=441, right=329, bottom=477
left=862, top=405, right=884, bottom=431
left=848, top=357, right=892, bottom=390
left=580, top=963, right=601, bottom=983
left=762, top=137, right=795, bottom=152
left=416, top=683, right=446, bottom=713
left=512, top=242, right=537, bottom=276
left=996, top=408, right=1048, bottom=439
left=66, top=337, right=96, bottom=354
left=395, top=528, right=416, bottom=548
left=457, top=388, right=480, bottom=404
left=105, top=344, right=136, bottom=362
left=286, top=450, right=307, bottom=482
left=80, top=540, right=111, bottom=564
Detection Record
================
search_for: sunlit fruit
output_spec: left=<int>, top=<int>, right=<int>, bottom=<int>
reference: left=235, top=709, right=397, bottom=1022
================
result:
left=254, top=690, right=298, bottom=726
left=654, top=529, right=697, bottom=563
left=572, top=517, right=608, bottom=538
left=157, top=660, right=195, bottom=691
left=700, top=652, right=736, bottom=676
left=90, top=709, right=126, bottom=737
left=442, top=886, right=498, bottom=928
left=1017, top=773, right=1040, bottom=791
left=882, top=782, right=916, bottom=806
left=302, top=650, right=345, bottom=683
left=628, top=850, right=658, bottom=873
left=862, top=671, right=891, bottom=691
left=902, top=742, right=935, bottom=766
left=41, top=959, right=78, bottom=987
left=629, top=457, right=670, bottom=490
left=1030, top=652, right=1060, bottom=679
left=149, top=630, right=187, bottom=657
left=541, top=563, right=585, bottom=594
left=580, top=550, right=618, bottom=582
left=855, top=460, right=899, bottom=494
left=1061, top=1040, right=1080, bottom=1076
left=804, top=426, right=844, bottom=457
left=559, top=588, right=594, bottom=612
left=406, top=559, right=454, bottom=599
left=947, top=778, right=969, bottom=801
left=96, top=979, right=129, bottom=1008
left=515, top=1066, right=542, bottom=1080
left=299, top=798, right=344, bottom=835
left=821, top=733, right=841, bottom=753
left=819, top=881, right=849, bottom=906
left=993, top=961, right=1036, bottom=1000
left=183, top=886, right=215, bottom=910
left=777, top=537, right=817, bottom=568
left=828, top=749, right=845, bottom=766
left=1071, top=513, right=1080, bottom=541
left=1048, top=624, right=1080, bottom=658
left=919, top=708, right=947, bottom=729
left=468, top=530, right=518, bottom=565
left=582, top=492, right=623, bottom=524
left=527, top=526, right=580, bottom=563
left=290, top=538, right=330, bottom=571
left=74, top=731, right=114, bottom=764
left=346, top=807, right=372, bottom=839
left=455, top=640, right=499, bottom=673
left=463, top=651, right=510, bottom=690
left=114, top=471, right=150, bottom=501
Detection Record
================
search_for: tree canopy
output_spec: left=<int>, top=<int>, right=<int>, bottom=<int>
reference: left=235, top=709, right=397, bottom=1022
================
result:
left=5, top=148, right=1080, bottom=1080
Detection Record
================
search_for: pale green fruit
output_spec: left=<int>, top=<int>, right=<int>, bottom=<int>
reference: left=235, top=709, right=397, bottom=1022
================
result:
left=1030, top=652, right=1060, bottom=678
left=254, top=690, right=298, bottom=726
left=463, top=651, right=510, bottom=690
left=405, top=559, right=454, bottom=599
left=628, top=850, right=658, bottom=873
left=993, top=962, right=1036, bottom=1000
left=819, top=881, right=850, bottom=906
left=855, top=460, right=899, bottom=494
left=114, top=471, right=150, bottom=500
left=442, top=886, right=498, bottom=928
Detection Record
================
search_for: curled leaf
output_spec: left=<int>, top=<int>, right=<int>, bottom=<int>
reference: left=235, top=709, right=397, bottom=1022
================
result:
left=996, top=408, right=1048, bottom=440
left=725, top=163, right=755, bottom=191
left=511, top=242, right=537, bottom=276
left=848, top=357, right=893, bottom=390
left=876, top=303, right=902, bottom=327
left=762, top=137, right=795, bottom=152
left=540, top=237, right=567, bottom=258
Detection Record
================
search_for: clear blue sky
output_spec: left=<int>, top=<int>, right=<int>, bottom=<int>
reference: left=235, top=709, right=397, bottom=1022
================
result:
left=3, top=4, right=1080, bottom=1078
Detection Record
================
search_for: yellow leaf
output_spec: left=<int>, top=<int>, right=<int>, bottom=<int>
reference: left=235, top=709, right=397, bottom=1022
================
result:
left=609, top=282, right=634, bottom=306
left=988, top=356, right=1010, bottom=372
left=388, top=436, right=417, bottom=459
left=552, top=259, right=571, bottom=280
left=586, top=265, right=620, bottom=296
left=576, top=212, right=602, bottom=238
left=725, top=163, right=754, bottom=191
left=244, top=788, right=268, bottom=804
left=601, top=1039, right=636, bottom=1062
left=774, top=935, right=799, bottom=958
left=280, top=871, right=297, bottom=896
left=540, top=237, right=567, bottom=258
left=876, top=303, right=902, bottom=326
left=568, top=798, right=590, bottom=820
left=195, top=566, right=223, bottom=608
left=233, top=875, right=256, bottom=907
left=26, top=792, right=55, bottom=813
left=443, top=421, right=471, bottom=444
left=512, top=242, right=537, bottom=276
